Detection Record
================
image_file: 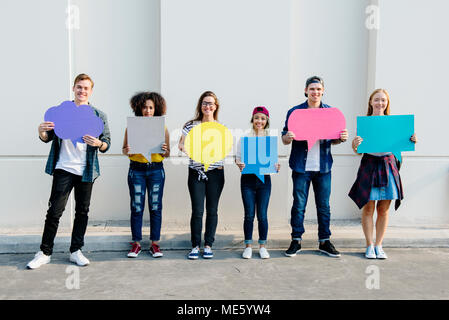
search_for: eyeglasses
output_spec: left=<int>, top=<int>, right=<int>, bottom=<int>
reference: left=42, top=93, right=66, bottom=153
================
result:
left=201, top=102, right=216, bottom=107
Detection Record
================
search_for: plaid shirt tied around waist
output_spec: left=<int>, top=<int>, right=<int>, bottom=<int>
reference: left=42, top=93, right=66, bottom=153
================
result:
left=348, top=153, right=403, bottom=210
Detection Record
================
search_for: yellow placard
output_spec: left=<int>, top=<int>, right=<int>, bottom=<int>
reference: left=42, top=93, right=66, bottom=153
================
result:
left=184, top=122, right=233, bottom=171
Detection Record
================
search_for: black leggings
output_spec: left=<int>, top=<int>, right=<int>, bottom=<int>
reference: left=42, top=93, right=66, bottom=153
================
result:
left=188, top=168, right=225, bottom=248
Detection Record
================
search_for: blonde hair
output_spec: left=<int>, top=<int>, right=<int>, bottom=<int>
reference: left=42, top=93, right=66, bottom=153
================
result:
left=367, top=89, right=390, bottom=116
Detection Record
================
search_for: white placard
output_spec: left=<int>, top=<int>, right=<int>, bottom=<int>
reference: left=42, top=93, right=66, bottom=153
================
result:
left=127, top=116, right=165, bottom=161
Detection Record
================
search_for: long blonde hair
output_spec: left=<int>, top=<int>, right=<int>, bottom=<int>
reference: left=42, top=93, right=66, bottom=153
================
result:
left=367, top=89, right=390, bottom=116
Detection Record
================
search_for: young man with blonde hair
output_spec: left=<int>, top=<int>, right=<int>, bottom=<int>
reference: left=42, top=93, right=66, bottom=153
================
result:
left=27, top=74, right=111, bottom=269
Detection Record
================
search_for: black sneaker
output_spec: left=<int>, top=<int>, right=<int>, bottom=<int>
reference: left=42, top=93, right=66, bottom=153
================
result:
left=285, top=240, right=301, bottom=257
left=319, top=240, right=341, bottom=257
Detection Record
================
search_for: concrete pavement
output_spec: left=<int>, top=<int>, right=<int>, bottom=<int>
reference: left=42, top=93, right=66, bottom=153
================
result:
left=1, top=248, right=449, bottom=300
left=1, top=220, right=448, bottom=301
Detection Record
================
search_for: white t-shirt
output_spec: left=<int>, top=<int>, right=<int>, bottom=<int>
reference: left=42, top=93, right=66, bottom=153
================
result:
left=55, top=139, right=87, bottom=176
left=305, top=140, right=320, bottom=172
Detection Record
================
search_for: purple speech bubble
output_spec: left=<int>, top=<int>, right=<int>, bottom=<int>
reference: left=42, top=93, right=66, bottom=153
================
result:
left=44, top=100, right=104, bottom=146
left=287, top=108, right=346, bottom=150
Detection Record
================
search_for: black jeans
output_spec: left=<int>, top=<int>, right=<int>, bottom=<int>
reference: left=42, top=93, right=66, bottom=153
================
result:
left=188, top=168, right=225, bottom=248
left=40, top=169, right=94, bottom=255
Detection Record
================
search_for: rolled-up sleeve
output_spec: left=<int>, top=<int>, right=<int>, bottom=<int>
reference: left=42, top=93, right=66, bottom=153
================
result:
left=97, top=111, right=111, bottom=153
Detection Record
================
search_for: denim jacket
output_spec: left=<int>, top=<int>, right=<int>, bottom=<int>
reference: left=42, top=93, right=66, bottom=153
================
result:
left=282, top=101, right=336, bottom=173
left=41, top=104, right=111, bottom=182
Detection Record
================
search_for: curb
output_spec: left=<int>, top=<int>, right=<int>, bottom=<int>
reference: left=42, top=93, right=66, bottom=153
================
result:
left=1, top=224, right=448, bottom=254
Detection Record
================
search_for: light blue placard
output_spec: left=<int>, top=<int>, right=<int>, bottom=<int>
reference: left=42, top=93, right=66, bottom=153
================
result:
left=241, top=136, right=278, bottom=183
left=357, top=115, right=415, bottom=162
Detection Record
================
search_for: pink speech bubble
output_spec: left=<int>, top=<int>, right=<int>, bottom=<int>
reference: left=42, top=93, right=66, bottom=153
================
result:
left=287, top=108, right=346, bottom=150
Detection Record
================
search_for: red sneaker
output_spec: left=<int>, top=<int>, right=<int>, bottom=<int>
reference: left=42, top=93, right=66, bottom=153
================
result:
left=150, top=243, right=163, bottom=258
left=127, top=242, right=141, bottom=258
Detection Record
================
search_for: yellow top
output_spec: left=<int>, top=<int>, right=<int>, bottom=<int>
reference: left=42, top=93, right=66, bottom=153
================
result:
left=129, top=153, right=164, bottom=163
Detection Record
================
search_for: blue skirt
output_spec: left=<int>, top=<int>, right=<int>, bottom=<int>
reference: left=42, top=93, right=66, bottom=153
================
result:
left=369, top=165, right=399, bottom=200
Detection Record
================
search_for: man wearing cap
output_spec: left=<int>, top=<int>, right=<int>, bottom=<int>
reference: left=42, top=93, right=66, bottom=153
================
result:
left=282, top=76, right=348, bottom=257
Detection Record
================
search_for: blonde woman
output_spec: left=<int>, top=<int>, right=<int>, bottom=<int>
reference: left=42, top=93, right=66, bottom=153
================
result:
left=349, top=89, right=417, bottom=259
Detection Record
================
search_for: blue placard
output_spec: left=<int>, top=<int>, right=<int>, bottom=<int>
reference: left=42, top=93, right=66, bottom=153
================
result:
left=241, top=136, right=278, bottom=182
left=357, top=115, right=415, bottom=161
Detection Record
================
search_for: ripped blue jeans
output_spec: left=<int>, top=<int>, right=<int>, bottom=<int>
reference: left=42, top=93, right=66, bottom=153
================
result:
left=128, top=161, right=165, bottom=242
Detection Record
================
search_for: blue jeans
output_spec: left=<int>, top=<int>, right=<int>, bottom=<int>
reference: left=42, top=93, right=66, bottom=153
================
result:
left=128, top=161, right=165, bottom=242
left=241, top=174, right=271, bottom=245
left=291, top=171, right=332, bottom=241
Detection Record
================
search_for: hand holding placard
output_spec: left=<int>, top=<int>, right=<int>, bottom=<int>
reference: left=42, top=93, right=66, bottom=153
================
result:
left=356, top=115, right=415, bottom=162
left=241, top=136, right=278, bottom=183
left=184, top=122, right=233, bottom=171
left=44, top=100, right=104, bottom=147
left=287, top=108, right=346, bottom=150
left=127, top=116, right=165, bottom=161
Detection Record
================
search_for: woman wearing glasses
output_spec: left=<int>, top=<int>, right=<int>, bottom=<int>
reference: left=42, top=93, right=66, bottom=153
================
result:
left=178, top=91, right=225, bottom=260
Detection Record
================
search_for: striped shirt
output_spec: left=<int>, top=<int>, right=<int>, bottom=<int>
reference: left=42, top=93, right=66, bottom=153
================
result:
left=182, top=120, right=224, bottom=180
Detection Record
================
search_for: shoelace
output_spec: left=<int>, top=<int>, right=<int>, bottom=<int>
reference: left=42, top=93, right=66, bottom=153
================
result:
left=130, top=242, right=140, bottom=252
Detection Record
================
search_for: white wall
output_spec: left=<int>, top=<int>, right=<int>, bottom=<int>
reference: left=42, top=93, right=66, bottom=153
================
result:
left=0, top=0, right=448, bottom=230
left=373, top=0, right=449, bottom=225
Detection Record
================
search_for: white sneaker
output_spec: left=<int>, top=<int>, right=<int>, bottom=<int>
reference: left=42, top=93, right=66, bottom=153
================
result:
left=27, top=251, right=51, bottom=269
left=365, top=245, right=376, bottom=259
left=374, top=245, right=388, bottom=259
left=188, top=247, right=199, bottom=260
left=70, top=250, right=90, bottom=266
left=242, top=247, right=252, bottom=259
left=259, top=247, right=270, bottom=259
left=203, top=246, right=214, bottom=259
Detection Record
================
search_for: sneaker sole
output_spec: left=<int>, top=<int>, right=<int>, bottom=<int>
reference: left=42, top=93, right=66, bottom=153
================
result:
left=127, top=254, right=139, bottom=258
left=188, top=255, right=199, bottom=260
left=152, top=253, right=163, bottom=258
left=203, top=255, right=213, bottom=259
left=285, top=249, right=301, bottom=257
left=26, top=261, right=50, bottom=269
left=69, top=258, right=90, bottom=266
left=319, top=250, right=341, bottom=258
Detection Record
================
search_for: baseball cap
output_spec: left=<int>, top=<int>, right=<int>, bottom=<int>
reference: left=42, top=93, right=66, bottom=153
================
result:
left=252, top=106, right=269, bottom=117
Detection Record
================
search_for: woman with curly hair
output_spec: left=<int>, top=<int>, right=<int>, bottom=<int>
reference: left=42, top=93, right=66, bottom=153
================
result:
left=122, top=92, right=170, bottom=258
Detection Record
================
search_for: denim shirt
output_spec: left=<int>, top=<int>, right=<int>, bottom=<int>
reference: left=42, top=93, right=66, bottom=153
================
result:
left=281, top=101, right=335, bottom=173
left=41, top=104, right=111, bottom=182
